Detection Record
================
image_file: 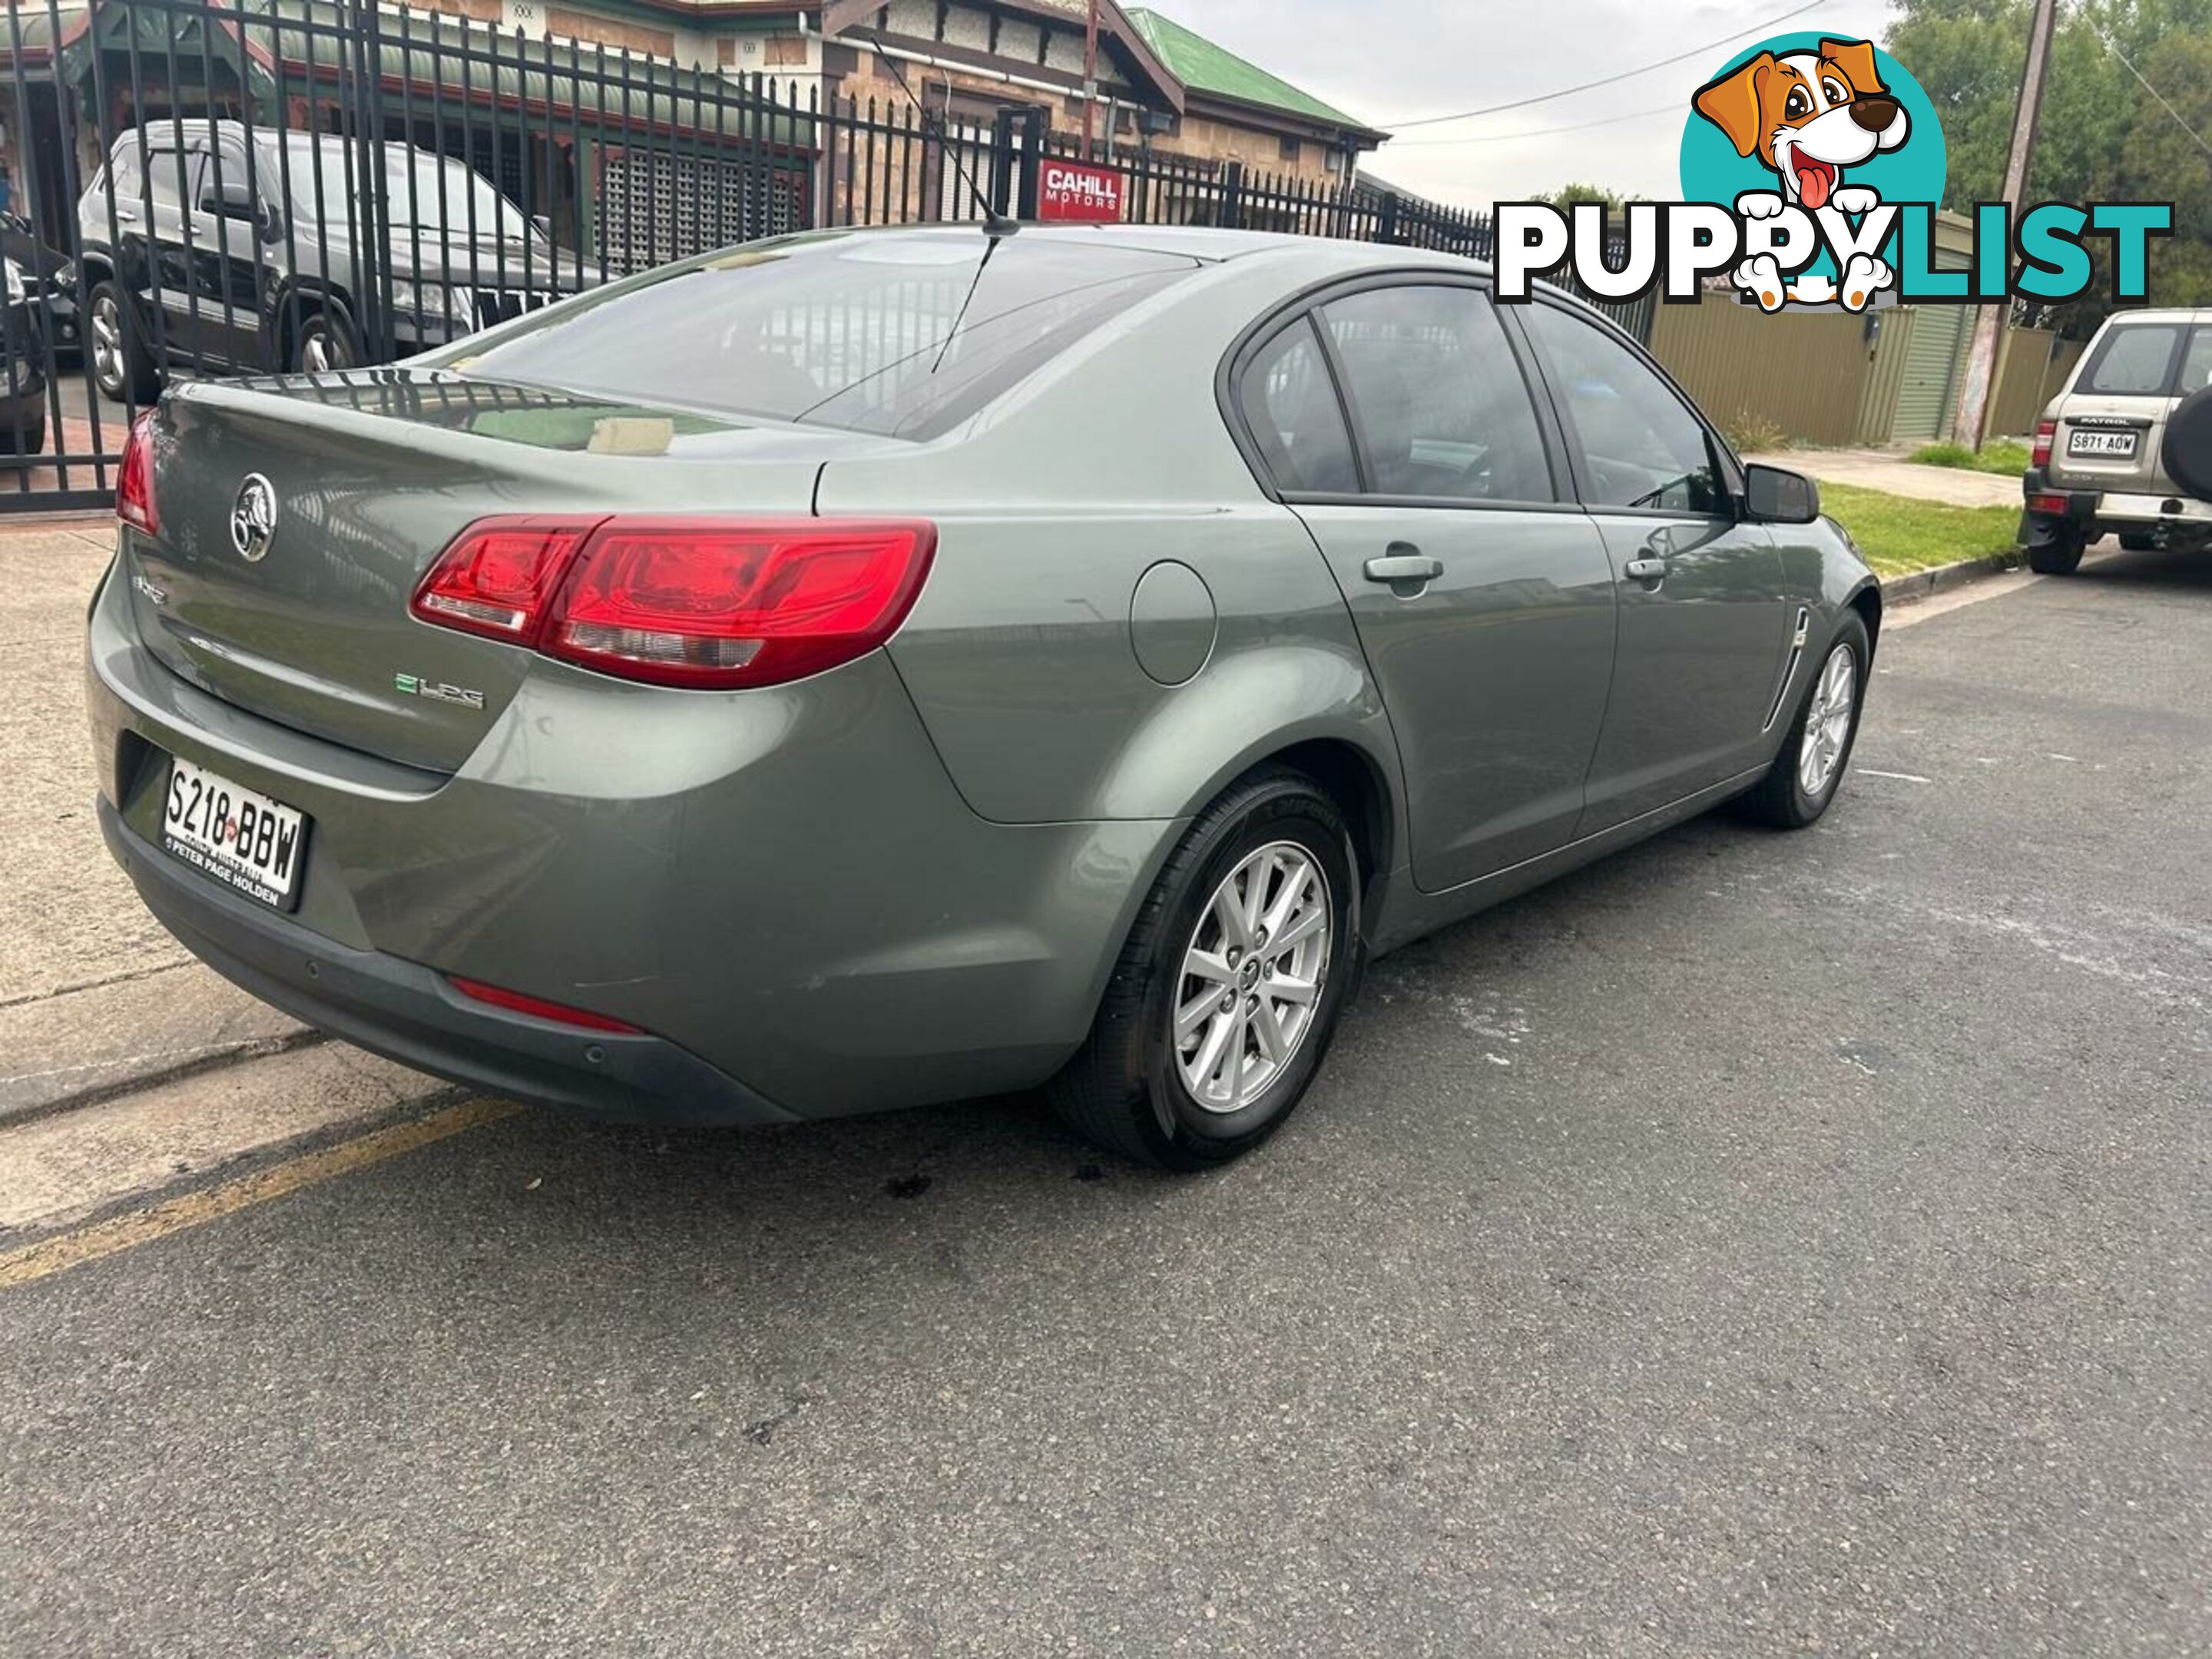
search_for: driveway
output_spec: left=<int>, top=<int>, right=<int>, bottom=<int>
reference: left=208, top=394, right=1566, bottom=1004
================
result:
left=2, top=551, right=2206, bottom=1656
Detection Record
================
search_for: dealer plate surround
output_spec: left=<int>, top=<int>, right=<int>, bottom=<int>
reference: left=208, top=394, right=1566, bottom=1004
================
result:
left=161, top=755, right=310, bottom=911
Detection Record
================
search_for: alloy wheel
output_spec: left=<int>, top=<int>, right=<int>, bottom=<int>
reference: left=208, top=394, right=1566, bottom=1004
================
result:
left=1173, top=840, right=1332, bottom=1113
left=299, top=325, right=352, bottom=373
left=91, top=293, right=123, bottom=394
left=1797, top=641, right=1858, bottom=800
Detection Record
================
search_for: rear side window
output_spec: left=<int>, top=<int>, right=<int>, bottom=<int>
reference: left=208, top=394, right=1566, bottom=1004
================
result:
left=453, top=233, right=1198, bottom=440
left=108, top=145, right=143, bottom=200
left=1320, top=285, right=1555, bottom=503
left=1237, top=318, right=1357, bottom=494
left=2082, top=325, right=2184, bottom=395
left=143, top=147, right=198, bottom=211
left=2177, top=327, right=2212, bottom=396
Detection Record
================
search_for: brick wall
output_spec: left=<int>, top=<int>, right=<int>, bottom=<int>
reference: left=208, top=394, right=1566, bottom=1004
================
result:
left=546, top=7, right=676, bottom=58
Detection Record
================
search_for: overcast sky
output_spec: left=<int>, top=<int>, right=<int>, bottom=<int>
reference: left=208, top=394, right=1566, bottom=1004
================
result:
left=1158, top=0, right=1899, bottom=206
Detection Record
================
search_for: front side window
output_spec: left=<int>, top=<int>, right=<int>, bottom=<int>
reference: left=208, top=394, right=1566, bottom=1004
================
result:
left=2082, top=325, right=2182, bottom=396
left=1524, top=302, right=1725, bottom=514
left=1237, top=317, right=1357, bottom=494
left=1320, top=284, right=1554, bottom=504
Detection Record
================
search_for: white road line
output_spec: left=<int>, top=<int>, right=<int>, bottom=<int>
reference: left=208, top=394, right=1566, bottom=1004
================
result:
left=1856, top=768, right=1932, bottom=783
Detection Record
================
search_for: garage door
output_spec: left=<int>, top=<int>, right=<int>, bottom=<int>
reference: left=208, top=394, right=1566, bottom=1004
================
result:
left=1891, top=302, right=1970, bottom=444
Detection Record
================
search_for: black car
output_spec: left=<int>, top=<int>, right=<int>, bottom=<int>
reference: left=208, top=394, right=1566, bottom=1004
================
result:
left=0, top=250, right=48, bottom=456
left=78, top=120, right=598, bottom=402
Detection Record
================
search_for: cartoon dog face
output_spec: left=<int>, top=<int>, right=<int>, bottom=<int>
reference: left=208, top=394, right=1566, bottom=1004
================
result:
left=1694, top=38, right=1909, bottom=210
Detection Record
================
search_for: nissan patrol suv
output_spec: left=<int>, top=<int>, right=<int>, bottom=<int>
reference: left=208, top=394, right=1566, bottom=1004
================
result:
left=79, top=121, right=599, bottom=402
left=2021, top=309, right=2212, bottom=573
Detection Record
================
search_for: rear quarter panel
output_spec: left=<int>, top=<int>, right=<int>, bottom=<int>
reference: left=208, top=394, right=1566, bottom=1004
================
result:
left=823, top=250, right=1407, bottom=853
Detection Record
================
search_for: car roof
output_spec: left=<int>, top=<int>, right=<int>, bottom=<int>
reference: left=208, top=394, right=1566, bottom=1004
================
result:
left=2094, top=310, right=2212, bottom=326
left=806, top=220, right=1498, bottom=279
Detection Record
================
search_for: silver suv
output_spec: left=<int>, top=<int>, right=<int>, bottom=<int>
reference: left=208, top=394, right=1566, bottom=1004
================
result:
left=2020, top=308, right=2212, bottom=573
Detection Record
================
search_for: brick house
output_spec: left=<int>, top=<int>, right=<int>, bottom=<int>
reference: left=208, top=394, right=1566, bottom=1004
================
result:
left=465, top=0, right=1388, bottom=185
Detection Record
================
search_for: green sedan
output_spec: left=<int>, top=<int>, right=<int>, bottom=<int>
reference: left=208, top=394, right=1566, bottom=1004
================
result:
left=87, top=225, right=1878, bottom=1169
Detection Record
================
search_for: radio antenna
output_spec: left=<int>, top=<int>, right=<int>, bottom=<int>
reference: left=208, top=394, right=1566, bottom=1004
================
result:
left=874, top=48, right=1022, bottom=241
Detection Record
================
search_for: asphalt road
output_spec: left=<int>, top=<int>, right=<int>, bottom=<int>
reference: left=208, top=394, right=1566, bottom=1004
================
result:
left=3, top=550, right=2208, bottom=1657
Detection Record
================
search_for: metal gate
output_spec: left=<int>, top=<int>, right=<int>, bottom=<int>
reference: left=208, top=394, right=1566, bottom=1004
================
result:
left=0, top=0, right=1530, bottom=512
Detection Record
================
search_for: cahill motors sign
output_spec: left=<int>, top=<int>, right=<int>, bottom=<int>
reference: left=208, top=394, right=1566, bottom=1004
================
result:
left=1038, top=161, right=1124, bottom=224
left=1493, top=34, right=2172, bottom=314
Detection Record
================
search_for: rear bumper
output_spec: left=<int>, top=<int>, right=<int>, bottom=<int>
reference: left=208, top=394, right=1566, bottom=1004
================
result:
left=85, top=550, right=1177, bottom=1121
left=100, top=798, right=797, bottom=1125
left=2022, top=468, right=2212, bottom=535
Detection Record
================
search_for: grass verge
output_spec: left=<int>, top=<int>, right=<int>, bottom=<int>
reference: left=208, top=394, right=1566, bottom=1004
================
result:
left=1818, top=482, right=2022, bottom=578
left=1907, top=439, right=2031, bottom=475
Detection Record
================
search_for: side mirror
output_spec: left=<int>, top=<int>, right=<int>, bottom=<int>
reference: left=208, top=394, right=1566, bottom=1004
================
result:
left=212, top=179, right=258, bottom=223
left=1743, top=462, right=1820, bottom=525
left=531, top=213, right=552, bottom=245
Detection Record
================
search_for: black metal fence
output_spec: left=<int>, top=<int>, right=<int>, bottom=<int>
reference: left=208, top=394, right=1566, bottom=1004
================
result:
left=0, top=0, right=1644, bottom=512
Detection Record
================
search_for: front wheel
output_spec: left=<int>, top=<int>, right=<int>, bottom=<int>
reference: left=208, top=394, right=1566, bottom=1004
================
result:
left=87, top=281, right=159, bottom=404
left=1048, top=769, right=1361, bottom=1170
left=1736, top=614, right=1870, bottom=830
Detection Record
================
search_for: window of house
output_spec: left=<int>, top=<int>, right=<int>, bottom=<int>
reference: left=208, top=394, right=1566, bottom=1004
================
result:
left=1320, top=284, right=1555, bottom=503
left=1238, top=317, right=1357, bottom=494
left=1523, top=301, right=1726, bottom=514
left=1279, top=136, right=1300, bottom=164
left=764, top=33, right=808, bottom=66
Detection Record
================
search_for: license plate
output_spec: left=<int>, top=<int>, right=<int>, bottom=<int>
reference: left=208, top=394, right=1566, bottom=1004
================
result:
left=2067, top=429, right=2139, bottom=458
left=161, top=757, right=309, bottom=910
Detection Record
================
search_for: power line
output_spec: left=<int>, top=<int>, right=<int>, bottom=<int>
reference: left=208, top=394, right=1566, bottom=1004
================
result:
left=1380, top=0, right=1833, bottom=131
left=2090, top=25, right=2212, bottom=163
left=1389, top=102, right=1683, bottom=147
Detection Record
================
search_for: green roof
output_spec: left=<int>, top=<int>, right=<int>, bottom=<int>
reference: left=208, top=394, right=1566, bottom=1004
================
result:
left=1124, top=8, right=1374, bottom=134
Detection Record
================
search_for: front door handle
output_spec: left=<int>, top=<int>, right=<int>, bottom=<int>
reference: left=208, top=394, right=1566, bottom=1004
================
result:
left=1363, top=550, right=1445, bottom=586
left=1623, top=555, right=1667, bottom=584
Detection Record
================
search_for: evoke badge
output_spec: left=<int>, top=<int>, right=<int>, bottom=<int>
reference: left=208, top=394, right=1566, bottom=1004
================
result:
left=230, top=473, right=277, bottom=562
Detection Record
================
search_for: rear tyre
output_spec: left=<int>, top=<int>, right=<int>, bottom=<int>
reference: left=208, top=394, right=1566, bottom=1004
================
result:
left=2025, top=524, right=2085, bottom=575
left=87, top=281, right=159, bottom=405
left=1735, top=613, right=1869, bottom=830
left=291, top=309, right=358, bottom=374
left=1048, top=768, right=1361, bottom=1171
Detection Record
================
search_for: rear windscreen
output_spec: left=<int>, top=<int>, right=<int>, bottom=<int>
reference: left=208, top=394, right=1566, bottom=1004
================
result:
left=447, top=232, right=1199, bottom=440
left=2081, top=325, right=2186, bottom=395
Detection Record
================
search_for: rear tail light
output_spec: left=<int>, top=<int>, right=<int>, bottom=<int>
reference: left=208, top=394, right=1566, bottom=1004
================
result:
left=117, top=409, right=157, bottom=535
left=2032, top=418, right=2055, bottom=469
left=449, top=974, right=644, bottom=1033
left=412, top=517, right=598, bottom=643
left=2027, top=492, right=2069, bottom=515
left=410, top=516, right=936, bottom=690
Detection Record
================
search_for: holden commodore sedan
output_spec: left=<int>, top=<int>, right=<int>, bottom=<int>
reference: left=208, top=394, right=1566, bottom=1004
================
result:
left=87, top=225, right=1877, bottom=1169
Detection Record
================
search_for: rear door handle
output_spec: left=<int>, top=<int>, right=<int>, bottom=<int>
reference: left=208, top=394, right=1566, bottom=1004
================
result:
left=1363, top=551, right=1445, bottom=585
left=1624, top=555, right=1667, bottom=584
